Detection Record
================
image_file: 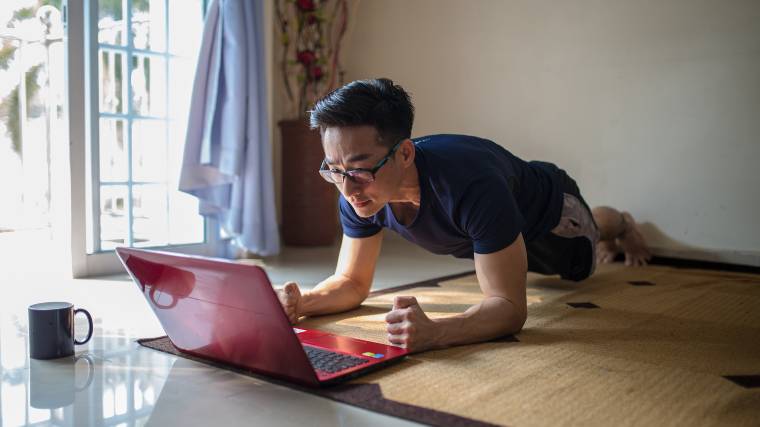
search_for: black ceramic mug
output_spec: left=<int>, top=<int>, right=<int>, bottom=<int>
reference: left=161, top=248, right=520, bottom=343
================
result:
left=28, top=302, right=93, bottom=360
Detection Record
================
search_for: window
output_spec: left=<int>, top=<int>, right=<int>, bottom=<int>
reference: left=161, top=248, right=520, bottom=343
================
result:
left=56, top=0, right=218, bottom=276
left=90, top=0, right=206, bottom=252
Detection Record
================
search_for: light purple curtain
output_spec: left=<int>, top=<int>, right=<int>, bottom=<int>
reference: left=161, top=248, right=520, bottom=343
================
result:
left=179, top=0, right=280, bottom=257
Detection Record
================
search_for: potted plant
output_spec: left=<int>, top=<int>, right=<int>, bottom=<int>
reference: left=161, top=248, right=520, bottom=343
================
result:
left=275, top=0, right=348, bottom=246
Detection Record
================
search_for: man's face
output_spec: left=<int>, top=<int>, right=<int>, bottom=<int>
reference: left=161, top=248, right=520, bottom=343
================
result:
left=321, top=126, right=403, bottom=218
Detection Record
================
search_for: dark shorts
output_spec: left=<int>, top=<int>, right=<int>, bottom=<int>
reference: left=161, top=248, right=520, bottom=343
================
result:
left=526, top=170, right=599, bottom=281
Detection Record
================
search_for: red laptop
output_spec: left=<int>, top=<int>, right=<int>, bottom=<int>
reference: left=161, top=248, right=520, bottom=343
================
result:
left=115, top=247, right=408, bottom=387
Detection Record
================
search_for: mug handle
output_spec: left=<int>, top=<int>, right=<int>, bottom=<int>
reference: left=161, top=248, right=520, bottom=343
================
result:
left=149, top=286, right=177, bottom=309
left=74, top=308, right=94, bottom=345
left=74, top=354, right=95, bottom=391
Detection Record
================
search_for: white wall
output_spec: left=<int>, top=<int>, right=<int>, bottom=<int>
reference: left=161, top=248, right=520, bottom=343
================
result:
left=326, top=0, right=760, bottom=265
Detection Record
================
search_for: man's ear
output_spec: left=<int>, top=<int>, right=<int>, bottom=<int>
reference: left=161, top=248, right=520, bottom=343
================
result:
left=400, top=139, right=415, bottom=165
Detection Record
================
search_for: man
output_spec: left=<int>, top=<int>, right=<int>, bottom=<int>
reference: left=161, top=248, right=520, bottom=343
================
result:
left=277, top=78, right=650, bottom=353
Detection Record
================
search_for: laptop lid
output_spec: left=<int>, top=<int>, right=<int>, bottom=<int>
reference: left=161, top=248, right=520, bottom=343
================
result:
left=115, top=247, right=320, bottom=386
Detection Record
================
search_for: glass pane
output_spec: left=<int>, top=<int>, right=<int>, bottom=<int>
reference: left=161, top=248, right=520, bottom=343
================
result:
left=100, top=185, right=128, bottom=250
left=168, top=190, right=204, bottom=245
left=99, top=49, right=124, bottom=113
left=168, top=57, right=194, bottom=120
left=132, top=0, right=167, bottom=52
left=131, top=55, right=166, bottom=117
left=132, top=120, right=167, bottom=182
left=167, top=57, right=192, bottom=180
left=168, top=114, right=186, bottom=183
left=99, top=119, right=127, bottom=182
left=168, top=0, right=203, bottom=56
left=133, top=184, right=168, bottom=247
left=98, top=0, right=126, bottom=45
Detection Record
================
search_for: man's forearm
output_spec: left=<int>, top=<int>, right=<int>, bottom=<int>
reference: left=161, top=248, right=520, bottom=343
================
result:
left=432, top=296, right=526, bottom=348
left=299, top=275, right=368, bottom=317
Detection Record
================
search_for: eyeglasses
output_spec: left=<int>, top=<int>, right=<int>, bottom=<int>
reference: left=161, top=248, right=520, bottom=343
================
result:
left=318, top=140, right=404, bottom=185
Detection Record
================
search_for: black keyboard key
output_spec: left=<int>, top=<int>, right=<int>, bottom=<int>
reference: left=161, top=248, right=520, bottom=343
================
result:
left=303, top=345, right=369, bottom=374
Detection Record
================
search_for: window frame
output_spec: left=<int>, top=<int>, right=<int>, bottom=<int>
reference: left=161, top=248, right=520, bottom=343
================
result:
left=65, top=0, right=218, bottom=277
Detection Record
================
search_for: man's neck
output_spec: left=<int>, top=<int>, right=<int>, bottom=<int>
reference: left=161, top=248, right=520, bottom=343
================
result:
left=390, top=162, right=421, bottom=206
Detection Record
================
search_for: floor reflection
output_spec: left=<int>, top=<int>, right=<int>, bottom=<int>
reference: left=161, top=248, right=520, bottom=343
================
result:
left=0, top=315, right=174, bottom=427
left=145, top=358, right=348, bottom=427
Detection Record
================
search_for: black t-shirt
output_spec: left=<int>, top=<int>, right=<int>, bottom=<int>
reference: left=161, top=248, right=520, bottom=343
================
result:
left=339, top=134, right=564, bottom=259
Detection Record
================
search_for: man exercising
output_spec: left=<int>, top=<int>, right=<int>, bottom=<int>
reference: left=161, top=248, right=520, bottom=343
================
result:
left=277, top=78, right=650, bottom=353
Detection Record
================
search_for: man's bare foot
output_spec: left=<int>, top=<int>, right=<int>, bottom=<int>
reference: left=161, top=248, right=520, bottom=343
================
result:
left=593, top=207, right=652, bottom=267
left=616, top=212, right=652, bottom=267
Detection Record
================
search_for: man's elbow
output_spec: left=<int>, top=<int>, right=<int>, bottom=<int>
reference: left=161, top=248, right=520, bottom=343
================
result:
left=487, top=296, right=526, bottom=335
left=505, top=300, right=527, bottom=334
left=512, top=311, right=527, bottom=334
left=348, top=281, right=371, bottom=306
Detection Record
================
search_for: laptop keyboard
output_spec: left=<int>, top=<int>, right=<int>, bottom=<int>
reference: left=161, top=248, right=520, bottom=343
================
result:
left=303, top=345, right=370, bottom=374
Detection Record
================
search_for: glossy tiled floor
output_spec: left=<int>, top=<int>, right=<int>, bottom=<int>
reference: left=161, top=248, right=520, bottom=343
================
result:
left=0, top=230, right=473, bottom=426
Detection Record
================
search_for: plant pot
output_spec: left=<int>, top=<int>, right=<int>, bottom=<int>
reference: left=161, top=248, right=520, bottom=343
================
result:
left=278, top=119, right=339, bottom=246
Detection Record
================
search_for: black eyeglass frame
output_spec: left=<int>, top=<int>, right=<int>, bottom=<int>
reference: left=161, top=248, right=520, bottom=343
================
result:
left=318, top=139, right=405, bottom=184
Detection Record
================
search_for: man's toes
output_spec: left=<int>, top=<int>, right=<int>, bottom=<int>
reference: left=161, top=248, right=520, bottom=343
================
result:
left=625, top=253, right=638, bottom=267
left=596, top=250, right=613, bottom=264
left=623, top=253, right=650, bottom=267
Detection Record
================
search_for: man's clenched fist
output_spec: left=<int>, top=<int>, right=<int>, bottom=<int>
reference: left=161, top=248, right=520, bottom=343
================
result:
left=276, top=281, right=303, bottom=324
left=385, top=295, right=441, bottom=353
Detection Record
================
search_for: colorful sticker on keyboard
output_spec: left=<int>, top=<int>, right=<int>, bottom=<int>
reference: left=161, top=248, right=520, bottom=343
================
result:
left=362, top=352, right=384, bottom=358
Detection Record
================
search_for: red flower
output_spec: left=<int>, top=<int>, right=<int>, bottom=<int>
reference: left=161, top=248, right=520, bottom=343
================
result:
left=310, top=66, right=324, bottom=81
left=296, top=50, right=316, bottom=66
left=297, top=0, right=316, bottom=11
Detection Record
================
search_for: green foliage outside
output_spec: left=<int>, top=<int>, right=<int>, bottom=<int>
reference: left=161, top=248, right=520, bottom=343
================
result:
left=0, top=65, right=42, bottom=156
left=0, top=0, right=63, bottom=157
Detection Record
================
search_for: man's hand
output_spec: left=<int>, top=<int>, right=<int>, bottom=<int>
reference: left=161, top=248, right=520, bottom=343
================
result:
left=385, top=296, right=441, bottom=353
left=276, top=281, right=303, bottom=324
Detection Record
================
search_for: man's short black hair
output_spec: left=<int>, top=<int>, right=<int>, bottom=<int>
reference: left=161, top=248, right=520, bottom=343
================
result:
left=309, top=78, right=415, bottom=149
